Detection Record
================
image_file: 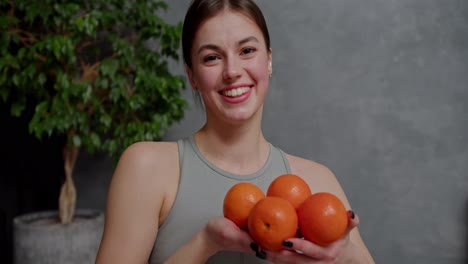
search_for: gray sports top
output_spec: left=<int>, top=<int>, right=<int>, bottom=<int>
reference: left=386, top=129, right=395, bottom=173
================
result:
left=149, top=136, right=291, bottom=263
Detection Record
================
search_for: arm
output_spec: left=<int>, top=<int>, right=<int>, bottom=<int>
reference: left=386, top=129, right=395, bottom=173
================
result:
left=96, top=142, right=254, bottom=263
left=96, top=142, right=176, bottom=263
left=286, top=155, right=375, bottom=263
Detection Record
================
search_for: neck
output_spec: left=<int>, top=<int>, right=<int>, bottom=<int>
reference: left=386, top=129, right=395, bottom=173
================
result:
left=194, top=111, right=269, bottom=175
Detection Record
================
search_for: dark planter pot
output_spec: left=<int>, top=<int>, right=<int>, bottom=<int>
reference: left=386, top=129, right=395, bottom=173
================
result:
left=13, top=209, right=104, bottom=264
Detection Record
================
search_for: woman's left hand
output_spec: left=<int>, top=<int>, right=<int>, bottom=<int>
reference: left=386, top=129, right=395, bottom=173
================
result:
left=253, top=210, right=364, bottom=264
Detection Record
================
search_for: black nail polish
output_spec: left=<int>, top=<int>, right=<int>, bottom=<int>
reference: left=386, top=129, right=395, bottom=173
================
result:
left=283, top=240, right=293, bottom=248
left=256, top=250, right=267, bottom=259
left=349, top=210, right=355, bottom=220
left=250, top=242, right=259, bottom=252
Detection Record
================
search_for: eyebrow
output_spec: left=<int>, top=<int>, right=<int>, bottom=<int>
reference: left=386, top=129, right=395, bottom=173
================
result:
left=239, top=36, right=259, bottom=45
left=197, top=36, right=260, bottom=55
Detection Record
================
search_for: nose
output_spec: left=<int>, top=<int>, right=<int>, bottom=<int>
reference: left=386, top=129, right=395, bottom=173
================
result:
left=222, top=56, right=241, bottom=81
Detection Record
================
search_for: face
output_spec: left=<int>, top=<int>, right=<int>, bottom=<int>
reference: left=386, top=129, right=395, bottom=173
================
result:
left=186, top=10, right=272, bottom=124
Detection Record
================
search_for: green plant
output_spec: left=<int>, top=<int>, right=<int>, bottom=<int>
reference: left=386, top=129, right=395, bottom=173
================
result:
left=0, top=0, right=187, bottom=223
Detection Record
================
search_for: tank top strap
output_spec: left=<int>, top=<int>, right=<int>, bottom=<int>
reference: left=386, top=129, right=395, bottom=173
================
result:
left=276, top=146, right=292, bottom=174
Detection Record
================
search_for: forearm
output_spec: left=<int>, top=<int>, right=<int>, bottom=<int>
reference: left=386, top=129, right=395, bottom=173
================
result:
left=164, top=229, right=219, bottom=264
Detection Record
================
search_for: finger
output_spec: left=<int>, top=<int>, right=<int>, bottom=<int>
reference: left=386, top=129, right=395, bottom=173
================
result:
left=208, top=216, right=255, bottom=253
left=264, top=248, right=320, bottom=263
left=280, top=238, right=334, bottom=260
left=255, top=249, right=268, bottom=260
left=266, top=211, right=361, bottom=262
left=228, top=228, right=255, bottom=253
left=344, top=210, right=360, bottom=236
left=250, top=242, right=260, bottom=253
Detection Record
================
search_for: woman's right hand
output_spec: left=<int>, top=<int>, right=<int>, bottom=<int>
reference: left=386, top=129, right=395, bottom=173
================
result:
left=202, top=216, right=255, bottom=254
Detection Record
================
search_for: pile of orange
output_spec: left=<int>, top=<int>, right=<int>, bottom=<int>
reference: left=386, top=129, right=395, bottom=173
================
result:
left=223, top=174, right=349, bottom=251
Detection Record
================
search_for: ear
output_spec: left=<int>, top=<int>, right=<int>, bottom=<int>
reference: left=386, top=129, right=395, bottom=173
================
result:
left=185, top=64, right=197, bottom=90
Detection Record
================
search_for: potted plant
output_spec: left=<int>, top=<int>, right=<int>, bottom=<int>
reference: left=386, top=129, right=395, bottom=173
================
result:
left=0, top=0, right=186, bottom=262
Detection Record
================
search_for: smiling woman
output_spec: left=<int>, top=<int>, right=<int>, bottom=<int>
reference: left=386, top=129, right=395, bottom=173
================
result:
left=96, top=0, right=375, bottom=263
left=185, top=10, right=271, bottom=123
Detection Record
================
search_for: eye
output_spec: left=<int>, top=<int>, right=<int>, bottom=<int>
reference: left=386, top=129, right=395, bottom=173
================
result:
left=241, top=47, right=256, bottom=55
left=203, top=54, right=220, bottom=63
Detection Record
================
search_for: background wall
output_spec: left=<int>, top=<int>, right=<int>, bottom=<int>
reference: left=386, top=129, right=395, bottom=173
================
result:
left=74, top=0, right=467, bottom=263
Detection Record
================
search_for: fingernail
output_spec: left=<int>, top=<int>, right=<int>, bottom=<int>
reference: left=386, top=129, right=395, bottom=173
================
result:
left=348, top=210, right=355, bottom=220
left=250, top=242, right=259, bottom=252
left=283, top=240, right=293, bottom=248
left=256, top=250, right=267, bottom=259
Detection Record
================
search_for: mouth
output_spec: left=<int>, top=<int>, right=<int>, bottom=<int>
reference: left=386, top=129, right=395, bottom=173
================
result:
left=219, top=87, right=251, bottom=98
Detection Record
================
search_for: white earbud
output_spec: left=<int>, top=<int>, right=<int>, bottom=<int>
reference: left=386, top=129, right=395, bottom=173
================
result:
left=269, top=62, right=272, bottom=78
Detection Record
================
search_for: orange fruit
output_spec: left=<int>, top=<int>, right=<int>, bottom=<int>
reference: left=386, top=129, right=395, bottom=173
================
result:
left=267, top=174, right=312, bottom=210
left=247, top=197, right=298, bottom=251
left=223, top=182, right=265, bottom=230
left=297, top=192, right=348, bottom=246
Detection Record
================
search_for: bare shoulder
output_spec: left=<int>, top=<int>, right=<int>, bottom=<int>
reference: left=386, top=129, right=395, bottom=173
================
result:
left=285, top=153, right=351, bottom=208
left=110, top=140, right=180, bottom=216
left=110, top=141, right=179, bottom=196
left=117, top=141, right=179, bottom=172
left=96, top=141, right=179, bottom=263
left=108, top=140, right=180, bottom=212
left=286, top=154, right=334, bottom=182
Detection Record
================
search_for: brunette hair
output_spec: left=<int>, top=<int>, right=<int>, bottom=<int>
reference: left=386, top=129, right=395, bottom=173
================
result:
left=182, top=0, right=271, bottom=68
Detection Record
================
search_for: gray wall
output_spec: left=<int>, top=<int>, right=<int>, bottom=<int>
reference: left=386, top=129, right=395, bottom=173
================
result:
left=75, top=1, right=468, bottom=263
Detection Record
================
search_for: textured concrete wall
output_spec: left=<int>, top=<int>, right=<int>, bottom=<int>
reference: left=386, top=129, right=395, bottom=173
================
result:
left=75, top=1, right=468, bottom=263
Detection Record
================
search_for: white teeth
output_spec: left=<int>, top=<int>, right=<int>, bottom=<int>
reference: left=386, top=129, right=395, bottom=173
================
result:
left=222, top=87, right=250, bottom=97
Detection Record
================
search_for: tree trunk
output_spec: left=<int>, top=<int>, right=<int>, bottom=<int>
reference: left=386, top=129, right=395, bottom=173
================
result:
left=59, top=144, right=79, bottom=224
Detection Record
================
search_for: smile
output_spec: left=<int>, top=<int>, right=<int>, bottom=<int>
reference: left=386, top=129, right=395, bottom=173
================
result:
left=220, top=87, right=250, bottom=97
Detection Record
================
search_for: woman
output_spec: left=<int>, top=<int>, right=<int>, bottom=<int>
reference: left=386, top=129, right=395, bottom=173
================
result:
left=96, top=0, right=375, bottom=263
